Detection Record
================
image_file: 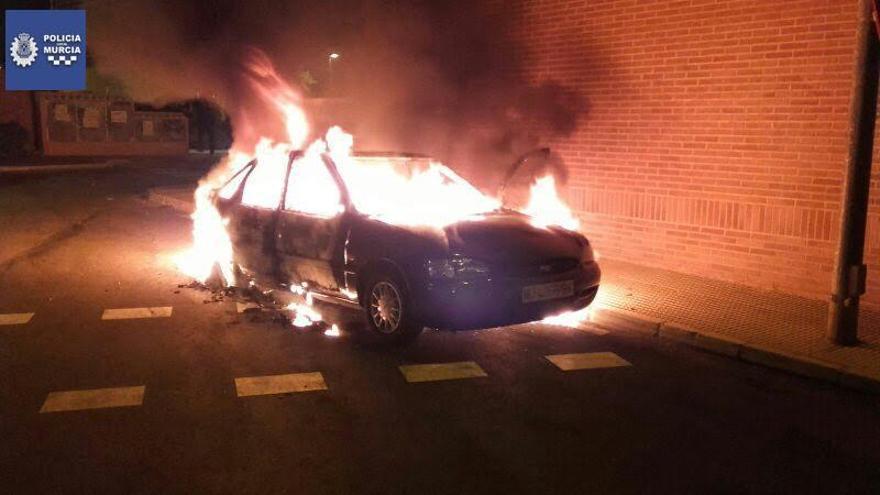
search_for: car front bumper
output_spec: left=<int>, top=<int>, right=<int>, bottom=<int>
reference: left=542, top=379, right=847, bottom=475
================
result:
left=414, top=260, right=601, bottom=330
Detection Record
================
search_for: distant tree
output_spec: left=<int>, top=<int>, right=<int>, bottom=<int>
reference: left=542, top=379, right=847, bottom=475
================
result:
left=86, top=67, right=128, bottom=99
left=299, top=70, right=318, bottom=96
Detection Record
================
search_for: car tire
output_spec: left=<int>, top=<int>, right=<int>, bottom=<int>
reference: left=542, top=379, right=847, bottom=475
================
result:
left=363, top=270, right=423, bottom=343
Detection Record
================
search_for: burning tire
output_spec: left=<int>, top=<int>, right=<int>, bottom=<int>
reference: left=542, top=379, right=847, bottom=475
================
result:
left=364, top=270, right=423, bottom=343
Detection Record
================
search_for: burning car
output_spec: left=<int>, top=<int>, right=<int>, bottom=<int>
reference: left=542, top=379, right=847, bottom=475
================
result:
left=200, top=133, right=600, bottom=342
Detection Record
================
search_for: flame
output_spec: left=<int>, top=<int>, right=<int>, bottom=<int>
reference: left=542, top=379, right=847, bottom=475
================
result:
left=324, top=324, right=342, bottom=337
left=173, top=182, right=236, bottom=285
left=541, top=307, right=593, bottom=328
left=174, top=52, right=588, bottom=331
left=325, top=127, right=500, bottom=228
left=523, top=175, right=579, bottom=231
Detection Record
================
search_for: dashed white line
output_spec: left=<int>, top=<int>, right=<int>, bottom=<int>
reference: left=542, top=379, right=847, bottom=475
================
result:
left=39, top=385, right=146, bottom=413
left=101, top=307, right=173, bottom=320
left=0, top=312, right=34, bottom=326
left=236, top=302, right=259, bottom=313
left=399, top=361, right=488, bottom=383
left=235, top=372, right=328, bottom=397
left=580, top=326, right=610, bottom=336
left=545, top=352, right=632, bottom=371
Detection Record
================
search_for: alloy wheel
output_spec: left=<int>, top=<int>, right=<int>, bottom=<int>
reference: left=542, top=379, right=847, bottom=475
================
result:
left=369, top=281, right=402, bottom=334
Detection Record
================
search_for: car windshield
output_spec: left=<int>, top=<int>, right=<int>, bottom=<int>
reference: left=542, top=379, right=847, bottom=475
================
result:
left=332, top=153, right=502, bottom=227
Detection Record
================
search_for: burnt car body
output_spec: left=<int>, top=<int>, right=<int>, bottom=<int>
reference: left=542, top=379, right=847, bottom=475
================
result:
left=212, top=150, right=600, bottom=341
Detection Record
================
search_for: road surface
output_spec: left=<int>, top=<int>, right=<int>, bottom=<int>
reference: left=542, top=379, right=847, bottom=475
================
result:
left=1, top=163, right=878, bottom=494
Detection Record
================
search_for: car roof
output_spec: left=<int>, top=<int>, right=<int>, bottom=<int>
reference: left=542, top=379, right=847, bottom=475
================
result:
left=351, top=151, right=430, bottom=159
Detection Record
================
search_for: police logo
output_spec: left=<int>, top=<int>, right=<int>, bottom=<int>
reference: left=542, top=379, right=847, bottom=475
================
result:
left=10, top=33, right=38, bottom=68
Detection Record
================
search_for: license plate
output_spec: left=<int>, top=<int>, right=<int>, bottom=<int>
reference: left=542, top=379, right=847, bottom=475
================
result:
left=522, top=280, right=574, bottom=303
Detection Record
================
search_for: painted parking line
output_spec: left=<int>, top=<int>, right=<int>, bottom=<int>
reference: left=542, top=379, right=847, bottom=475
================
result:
left=39, top=386, right=146, bottom=413
left=399, top=361, right=488, bottom=383
left=235, top=372, right=328, bottom=397
left=0, top=312, right=34, bottom=326
left=101, top=307, right=173, bottom=320
left=580, top=326, right=610, bottom=336
left=545, top=352, right=631, bottom=371
left=236, top=302, right=259, bottom=313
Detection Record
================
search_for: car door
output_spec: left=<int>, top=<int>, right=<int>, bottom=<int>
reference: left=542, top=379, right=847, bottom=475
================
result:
left=225, top=157, right=288, bottom=280
left=276, top=153, right=348, bottom=290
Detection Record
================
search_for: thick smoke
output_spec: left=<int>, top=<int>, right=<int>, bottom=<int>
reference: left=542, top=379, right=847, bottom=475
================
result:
left=86, top=0, right=586, bottom=189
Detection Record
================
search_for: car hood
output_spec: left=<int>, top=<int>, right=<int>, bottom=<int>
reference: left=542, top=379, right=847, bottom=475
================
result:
left=442, top=212, right=585, bottom=264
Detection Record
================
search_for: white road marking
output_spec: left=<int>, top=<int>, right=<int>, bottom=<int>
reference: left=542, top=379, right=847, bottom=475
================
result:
left=236, top=302, right=259, bottom=313
left=545, top=352, right=631, bottom=371
left=39, top=386, right=146, bottom=413
left=101, top=307, right=173, bottom=320
left=0, top=312, right=34, bottom=326
left=580, top=325, right=610, bottom=336
left=235, top=372, right=328, bottom=397
left=399, top=361, right=488, bottom=383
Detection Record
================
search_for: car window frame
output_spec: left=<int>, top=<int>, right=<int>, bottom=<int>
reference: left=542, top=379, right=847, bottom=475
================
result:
left=215, top=159, right=256, bottom=202
left=238, top=158, right=290, bottom=212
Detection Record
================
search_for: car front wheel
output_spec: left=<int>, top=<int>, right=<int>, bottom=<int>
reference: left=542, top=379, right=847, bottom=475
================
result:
left=364, top=271, right=423, bottom=343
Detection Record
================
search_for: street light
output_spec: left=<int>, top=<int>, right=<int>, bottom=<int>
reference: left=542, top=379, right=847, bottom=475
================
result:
left=328, top=53, right=340, bottom=94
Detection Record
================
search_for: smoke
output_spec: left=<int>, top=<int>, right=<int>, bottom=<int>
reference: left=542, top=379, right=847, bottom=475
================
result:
left=86, top=0, right=587, bottom=188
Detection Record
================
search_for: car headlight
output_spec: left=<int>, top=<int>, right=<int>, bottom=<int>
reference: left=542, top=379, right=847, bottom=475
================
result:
left=426, top=256, right=490, bottom=280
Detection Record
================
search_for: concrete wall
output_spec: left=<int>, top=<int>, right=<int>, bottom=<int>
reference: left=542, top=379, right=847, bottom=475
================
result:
left=492, top=0, right=877, bottom=305
left=39, top=93, right=188, bottom=156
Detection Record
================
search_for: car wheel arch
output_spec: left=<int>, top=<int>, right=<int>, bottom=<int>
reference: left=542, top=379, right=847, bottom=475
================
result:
left=357, top=258, right=411, bottom=307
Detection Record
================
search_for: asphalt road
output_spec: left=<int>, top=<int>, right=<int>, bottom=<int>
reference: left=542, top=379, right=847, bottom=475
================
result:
left=0, top=163, right=879, bottom=494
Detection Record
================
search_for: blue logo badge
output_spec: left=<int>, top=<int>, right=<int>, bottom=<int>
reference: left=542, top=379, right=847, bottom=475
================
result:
left=5, top=10, right=86, bottom=90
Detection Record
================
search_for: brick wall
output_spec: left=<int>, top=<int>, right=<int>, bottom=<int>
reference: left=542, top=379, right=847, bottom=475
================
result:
left=493, top=0, right=879, bottom=305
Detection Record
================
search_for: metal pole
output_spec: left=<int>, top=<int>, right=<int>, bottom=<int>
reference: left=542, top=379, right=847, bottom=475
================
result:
left=827, top=0, right=880, bottom=345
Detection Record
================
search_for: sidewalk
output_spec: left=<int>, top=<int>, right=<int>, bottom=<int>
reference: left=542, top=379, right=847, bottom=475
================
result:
left=0, top=154, right=220, bottom=174
left=0, top=155, right=123, bottom=174
left=594, top=258, right=880, bottom=392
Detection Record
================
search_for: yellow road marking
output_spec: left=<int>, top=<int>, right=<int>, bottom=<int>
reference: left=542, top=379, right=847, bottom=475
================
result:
left=399, top=361, right=488, bottom=383
left=0, top=312, right=34, bottom=326
left=101, top=307, right=173, bottom=320
left=235, top=372, right=328, bottom=397
left=545, top=352, right=631, bottom=371
left=40, top=386, right=145, bottom=413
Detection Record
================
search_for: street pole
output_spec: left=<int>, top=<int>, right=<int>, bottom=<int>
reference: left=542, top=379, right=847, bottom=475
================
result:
left=827, top=0, right=880, bottom=345
left=328, top=53, right=339, bottom=95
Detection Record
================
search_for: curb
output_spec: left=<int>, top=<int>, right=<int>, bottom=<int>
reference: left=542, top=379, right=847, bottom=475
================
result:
left=0, top=160, right=124, bottom=174
left=592, top=306, right=880, bottom=395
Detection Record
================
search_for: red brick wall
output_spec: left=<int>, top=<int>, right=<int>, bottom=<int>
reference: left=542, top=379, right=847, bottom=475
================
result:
left=494, top=0, right=876, bottom=304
